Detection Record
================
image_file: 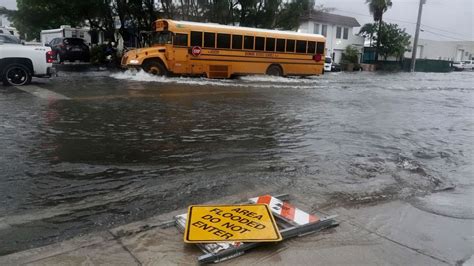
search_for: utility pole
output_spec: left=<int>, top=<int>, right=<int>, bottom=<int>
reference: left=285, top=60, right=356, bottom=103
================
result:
left=411, top=0, right=426, bottom=72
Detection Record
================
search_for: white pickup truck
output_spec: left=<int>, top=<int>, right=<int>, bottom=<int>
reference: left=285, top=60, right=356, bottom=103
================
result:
left=0, top=35, right=56, bottom=86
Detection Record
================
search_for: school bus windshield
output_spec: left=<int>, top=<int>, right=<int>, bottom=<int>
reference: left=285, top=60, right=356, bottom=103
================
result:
left=151, top=31, right=172, bottom=45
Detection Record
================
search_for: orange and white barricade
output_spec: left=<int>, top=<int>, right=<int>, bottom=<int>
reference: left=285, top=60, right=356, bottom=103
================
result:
left=249, top=194, right=319, bottom=225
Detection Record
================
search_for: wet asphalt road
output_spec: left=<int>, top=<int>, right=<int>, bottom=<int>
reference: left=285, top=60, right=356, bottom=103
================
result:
left=0, top=69, right=473, bottom=255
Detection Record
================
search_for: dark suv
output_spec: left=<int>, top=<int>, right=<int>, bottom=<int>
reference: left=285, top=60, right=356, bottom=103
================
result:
left=48, top=37, right=90, bottom=63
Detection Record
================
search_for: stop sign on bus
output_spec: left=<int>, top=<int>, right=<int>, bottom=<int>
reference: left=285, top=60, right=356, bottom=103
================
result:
left=192, top=46, right=202, bottom=56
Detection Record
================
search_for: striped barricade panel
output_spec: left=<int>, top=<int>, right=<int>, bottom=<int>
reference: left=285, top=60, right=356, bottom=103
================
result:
left=249, top=195, right=319, bottom=225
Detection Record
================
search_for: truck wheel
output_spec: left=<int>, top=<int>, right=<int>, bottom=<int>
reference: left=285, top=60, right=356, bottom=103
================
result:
left=143, top=61, right=167, bottom=76
left=2, top=64, right=32, bottom=86
left=266, top=64, right=283, bottom=76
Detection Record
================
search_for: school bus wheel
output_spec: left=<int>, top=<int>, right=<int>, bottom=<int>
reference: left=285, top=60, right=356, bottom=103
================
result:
left=143, top=60, right=168, bottom=76
left=266, top=64, right=283, bottom=76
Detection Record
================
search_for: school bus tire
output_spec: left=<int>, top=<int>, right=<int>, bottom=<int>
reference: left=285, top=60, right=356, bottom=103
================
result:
left=142, top=60, right=168, bottom=76
left=266, top=64, right=283, bottom=76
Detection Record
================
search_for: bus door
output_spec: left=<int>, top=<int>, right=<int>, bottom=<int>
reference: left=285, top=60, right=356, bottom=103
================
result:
left=171, top=33, right=190, bottom=74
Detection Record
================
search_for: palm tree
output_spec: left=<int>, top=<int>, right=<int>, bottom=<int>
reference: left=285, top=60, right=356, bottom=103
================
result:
left=366, top=0, right=393, bottom=61
left=359, top=23, right=378, bottom=47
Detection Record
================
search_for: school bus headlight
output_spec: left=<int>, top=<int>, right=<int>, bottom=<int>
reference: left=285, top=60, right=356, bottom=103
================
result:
left=129, top=59, right=140, bottom=65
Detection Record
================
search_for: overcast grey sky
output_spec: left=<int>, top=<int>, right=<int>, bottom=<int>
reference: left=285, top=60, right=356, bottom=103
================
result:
left=1, top=0, right=472, bottom=41
left=318, top=0, right=473, bottom=41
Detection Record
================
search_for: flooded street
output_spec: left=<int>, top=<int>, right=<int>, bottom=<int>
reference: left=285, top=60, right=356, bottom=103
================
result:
left=1, top=70, right=473, bottom=255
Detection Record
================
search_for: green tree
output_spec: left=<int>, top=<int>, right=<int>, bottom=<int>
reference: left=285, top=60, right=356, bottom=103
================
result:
left=377, top=23, right=411, bottom=61
left=358, top=23, right=377, bottom=47
left=366, top=0, right=392, bottom=61
left=8, top=0, right=326, bottom=42
left=360, top=22, right=411, bottom=61
left=341, top=45, right=359, bottom=64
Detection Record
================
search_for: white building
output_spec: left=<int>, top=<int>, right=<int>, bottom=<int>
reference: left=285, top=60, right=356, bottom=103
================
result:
left=404, top=38, right=474, bottom=61
left=298, top=11, right=365, bottom=63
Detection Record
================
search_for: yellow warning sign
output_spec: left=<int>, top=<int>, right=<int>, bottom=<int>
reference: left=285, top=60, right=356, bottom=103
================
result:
left=184, top=204, right=282, bottom=243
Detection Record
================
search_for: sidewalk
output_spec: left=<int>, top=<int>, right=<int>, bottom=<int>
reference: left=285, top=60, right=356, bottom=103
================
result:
left=1, top=194, right=472, bottom=265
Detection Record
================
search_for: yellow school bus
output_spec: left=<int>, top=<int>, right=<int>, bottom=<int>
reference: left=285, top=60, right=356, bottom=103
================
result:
left=121, top=19, right=326, bottom=78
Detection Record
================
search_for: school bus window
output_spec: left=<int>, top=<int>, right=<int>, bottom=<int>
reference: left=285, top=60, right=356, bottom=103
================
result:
left=173, top=33, right=188, bottom=47
left=232, top=35, right=243, bottom=50
left=266, top=38, right=275, bottom=52
left=276, top=39, right=285, bottom=52
left=152, top=31, right=172, bottom=45
left=204, top=32, right=215, bottom=48
left=255, top=37, right=265, bottom=51
left=191, top=31, right=202, bottom=46
left=217, top=33, right=231, bottom=49
left=316, top=42, right=325, bottom=54
left=244, top=36, right=254, bottom=50
left=307, top=41, right=316, bottom=54
left=296, top=40, right=307, bottom=53
left=286, top=39, right=295, bottom=52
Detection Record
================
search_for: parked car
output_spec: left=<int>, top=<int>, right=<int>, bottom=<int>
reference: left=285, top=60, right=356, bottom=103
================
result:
left=462, top=60, right=473, bottom=70
left=452, top=61, right=464, bottom=71
left=331, top=63, right=342, bottom=72
left=324, top=56, right=332, bottom=72
left=47, top=37, right=90, bottom=63
left=0, top=41, right=55, bottom=86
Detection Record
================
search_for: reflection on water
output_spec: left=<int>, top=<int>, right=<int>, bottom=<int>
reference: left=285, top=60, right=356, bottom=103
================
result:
left=0, top=71, right=473, bottom=255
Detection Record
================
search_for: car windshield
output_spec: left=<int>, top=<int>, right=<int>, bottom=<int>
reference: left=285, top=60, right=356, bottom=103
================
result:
left=151, top=31, right=172, bottom=45
left=325, top=57, right=332, bottom=63
left=0, top=34, right=21, bottom=44
left=64, top=38, right=85, bottom=45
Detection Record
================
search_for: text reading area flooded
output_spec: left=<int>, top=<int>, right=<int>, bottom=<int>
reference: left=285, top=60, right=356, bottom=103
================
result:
left=0, top=71, right=473, bottom=254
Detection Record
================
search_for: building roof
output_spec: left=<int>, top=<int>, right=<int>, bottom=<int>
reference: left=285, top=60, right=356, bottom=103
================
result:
left=301, top=11, right=361, bottom=27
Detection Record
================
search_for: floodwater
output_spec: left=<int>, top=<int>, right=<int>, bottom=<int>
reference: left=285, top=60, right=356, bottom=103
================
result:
left=0, top=70, right=473, bottom=255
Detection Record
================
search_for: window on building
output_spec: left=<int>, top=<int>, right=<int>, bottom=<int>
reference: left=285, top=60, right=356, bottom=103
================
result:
left=204, top=32, right=215, bottom=48
left=266, top=38, right=275, bottom=52
left=191, top=31, right=202, bottom=46
left=255, top=36, right=265, bottom=51
left=343, top=27, right=349, bottom=40
left=276, top=39, right=285, bottom=52
left=321, top=25, right=327, bottom=37
left=244, top=36, right=254, bottom=50
left=296, top=40, right=307, bottom=53
left=286, top=39, right=295, bottom=52
left=313, top=23, right=320, bottom=34
left=232, top=35, right=242, bottom=49
left=173, top=33, right=188, bottom=46
left=336, top=26, right=342, bottom=39
left=307, top=41, right=316, bottom=54
left=217, top=33, right=231, bottom=48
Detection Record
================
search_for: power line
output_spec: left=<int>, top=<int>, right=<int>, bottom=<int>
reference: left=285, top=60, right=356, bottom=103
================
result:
left=421, top=24, right=471, bottom=38
left=334, top=9, right=417, bottom=25
left=335, top=8, right=473, bottom=41
left=420, top=28, right=471, bottom=41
